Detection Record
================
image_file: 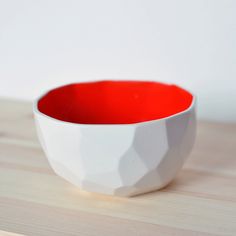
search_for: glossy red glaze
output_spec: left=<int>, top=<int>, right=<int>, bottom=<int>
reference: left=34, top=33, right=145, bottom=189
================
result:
left=38, top=81, right=193, bottom=124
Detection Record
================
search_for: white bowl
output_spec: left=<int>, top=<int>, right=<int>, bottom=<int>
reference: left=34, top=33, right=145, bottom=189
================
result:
left=33, top=81, right=196, bottom=197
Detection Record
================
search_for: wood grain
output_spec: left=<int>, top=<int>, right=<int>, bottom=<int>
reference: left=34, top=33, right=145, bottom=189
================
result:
left=0, top=98, right=235, bottom=236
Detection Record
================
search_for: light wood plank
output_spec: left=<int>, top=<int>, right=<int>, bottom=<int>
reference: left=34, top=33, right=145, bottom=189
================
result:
left=0, top=230, right=24, bottom=236
left=0, top=197, right=215, bottom=236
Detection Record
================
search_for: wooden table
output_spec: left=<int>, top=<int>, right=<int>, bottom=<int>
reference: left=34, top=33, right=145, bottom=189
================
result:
left=0, top=99, right=235, bottom=236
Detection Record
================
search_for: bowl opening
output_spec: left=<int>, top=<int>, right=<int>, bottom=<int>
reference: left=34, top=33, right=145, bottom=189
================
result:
left=37, top=81, right=193, bottom=124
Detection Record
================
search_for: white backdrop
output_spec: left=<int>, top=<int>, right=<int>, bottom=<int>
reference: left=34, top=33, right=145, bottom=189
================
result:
left=0, top=0, right=235, bottom=122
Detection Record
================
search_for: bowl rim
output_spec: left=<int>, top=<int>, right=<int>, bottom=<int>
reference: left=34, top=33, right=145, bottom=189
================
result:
left=33, top=80, right=196, bottom=127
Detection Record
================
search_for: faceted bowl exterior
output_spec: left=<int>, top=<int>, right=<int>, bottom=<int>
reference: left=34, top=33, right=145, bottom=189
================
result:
left=33, top=96, right=196, bottom=197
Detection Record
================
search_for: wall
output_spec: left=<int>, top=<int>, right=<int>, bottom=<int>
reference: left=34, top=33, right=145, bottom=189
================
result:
left=0, top=0, right=235, bottom=122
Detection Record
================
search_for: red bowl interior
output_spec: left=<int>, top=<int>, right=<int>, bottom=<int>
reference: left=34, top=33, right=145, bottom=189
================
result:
left=38, top=81, right=193, bottom=124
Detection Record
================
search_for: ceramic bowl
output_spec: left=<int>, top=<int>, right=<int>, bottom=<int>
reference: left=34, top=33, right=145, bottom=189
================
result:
left=33, top=80, right=196, bottom=197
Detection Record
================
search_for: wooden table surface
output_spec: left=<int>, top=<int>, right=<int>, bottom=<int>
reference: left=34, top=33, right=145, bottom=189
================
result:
left=0, top=99, right=235, bottom=236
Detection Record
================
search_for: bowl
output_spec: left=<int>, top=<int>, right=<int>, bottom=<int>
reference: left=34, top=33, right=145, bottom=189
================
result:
left=33, top=80, right=196, bottom=197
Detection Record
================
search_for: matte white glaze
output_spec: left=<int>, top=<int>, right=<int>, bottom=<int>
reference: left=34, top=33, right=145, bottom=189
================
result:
left=34, top=93, right=196, bottom=197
